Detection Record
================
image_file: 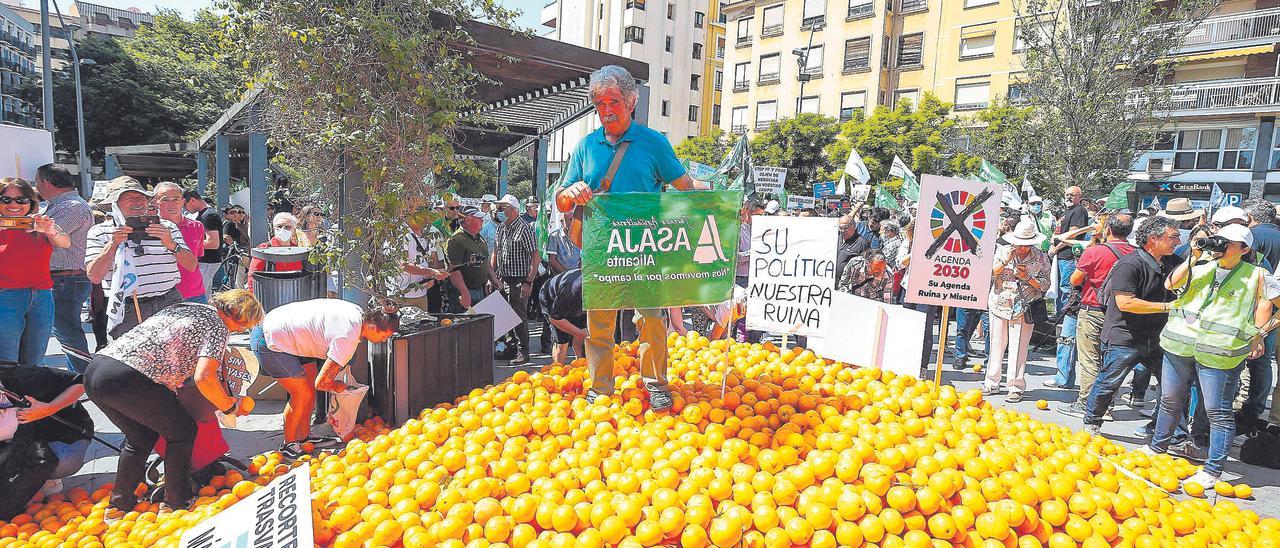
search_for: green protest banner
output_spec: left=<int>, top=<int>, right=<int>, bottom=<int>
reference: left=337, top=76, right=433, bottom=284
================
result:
left=582, top=190, right=742, bottom=310
left=1106, top=181, right=1136, bottom=209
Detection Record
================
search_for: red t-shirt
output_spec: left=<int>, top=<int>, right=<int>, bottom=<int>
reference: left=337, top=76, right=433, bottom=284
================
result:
left=1075, top=239, right=1135, bottom=307
left=0, top=229, right=54, bottom=290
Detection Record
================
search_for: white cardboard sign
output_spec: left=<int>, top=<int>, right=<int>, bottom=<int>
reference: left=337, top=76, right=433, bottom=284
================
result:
left=0, top=125, right=54, bottom=181
left=180, top=464, right=313, bottom=548
left=786, top=196, right=816, bottom=210
left=471, top=291, right=523, bottom=340
left=746, top=216, right=838, bottom=337
left=904, top=175, right=1003, bottom=309
left=807, top=292, right=926, bottom=378
left=753, top=166, right=788, bottom=195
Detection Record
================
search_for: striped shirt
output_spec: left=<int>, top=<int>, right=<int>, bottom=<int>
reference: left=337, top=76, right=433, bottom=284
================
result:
left=494, top=218, right=536, bottom=279
left=85, top=217, right=187, bottom=298
left=41, top=191, right=94, bottom=271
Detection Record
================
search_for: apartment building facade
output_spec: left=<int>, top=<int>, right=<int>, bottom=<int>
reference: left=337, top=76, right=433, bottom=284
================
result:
left=0, top=1, right=37, bottom=127
left=720, top=0, right=1023, bottom=135
left=540, top=0, right=718, bottom=174
left=1127, top=0, right=1280, bottom=203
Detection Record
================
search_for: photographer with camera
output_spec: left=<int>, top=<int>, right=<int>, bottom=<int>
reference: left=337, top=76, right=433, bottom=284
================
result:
left=85, top=177, right=195, bottom=339
left=1151, top=224, right=1272, bottom=488
left=0, top=178, right=71, bottom=367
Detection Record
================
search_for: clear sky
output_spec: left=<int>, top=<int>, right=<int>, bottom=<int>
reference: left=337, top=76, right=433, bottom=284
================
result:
left=11, top=0, right=546, bottom=28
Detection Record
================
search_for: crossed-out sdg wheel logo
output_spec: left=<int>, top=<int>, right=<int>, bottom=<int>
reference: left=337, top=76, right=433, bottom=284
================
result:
left=925, top=188, right=994, bottom=259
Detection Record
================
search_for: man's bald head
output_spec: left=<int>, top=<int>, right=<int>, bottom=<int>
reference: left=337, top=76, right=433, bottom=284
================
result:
left=1064, top=186, right=1082, bottom=206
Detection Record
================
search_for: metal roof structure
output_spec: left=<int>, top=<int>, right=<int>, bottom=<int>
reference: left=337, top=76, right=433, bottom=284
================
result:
left=104, top=15, right=647, bottom=179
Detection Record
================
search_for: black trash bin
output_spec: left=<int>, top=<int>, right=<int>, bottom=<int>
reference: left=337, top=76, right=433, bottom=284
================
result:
left=250, top=246, right=324, bottom=313
left=365, top=314, right=495, bottom=425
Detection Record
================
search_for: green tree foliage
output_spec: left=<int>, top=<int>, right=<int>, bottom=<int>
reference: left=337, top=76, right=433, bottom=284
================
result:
left=225, top=0, right=517, bottom=298
left=955, top=99, right=1045, bottom=196
left=674, top=128, right=739, bottom=167
left=506, top=153, right=535, bottom=200
left=824, top=93, right=973, bottom=188
left=1015, top=0, right=1219, bottom=193
left=750, top=114, right=840, bottom=194
left=22, top=9, right=244, bottom=161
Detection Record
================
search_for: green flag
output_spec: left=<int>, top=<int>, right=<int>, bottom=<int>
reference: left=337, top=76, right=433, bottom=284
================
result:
left=581, top=190, right=742, bottom=310
left=978, top=159, right=1023, bottom=209
left=874, top=186, right=901, bottom=210
left=714, top=138, right=756, bottom=195
left=977, top=159, right=1007, bottom=184
left=1106, top=181, right=1136, bottom=210
left=889, top=156, right=919, bottom=202
left=534, top=173, right=564, bottom=261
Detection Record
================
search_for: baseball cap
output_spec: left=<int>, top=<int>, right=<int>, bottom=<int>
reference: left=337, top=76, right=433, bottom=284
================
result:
left=1217, top=224, right=1254, bottom=248
left=1028, top=196, right=1043, bottom=204
left=764, top=200, right=780, bottom=214
left=481, top=194, right=498, bottom=203
left=461, top=206, right=486, bottom=219
left=1211, top=205, right=1249, bottom=225
left=498, top=194, right=521, bottom=210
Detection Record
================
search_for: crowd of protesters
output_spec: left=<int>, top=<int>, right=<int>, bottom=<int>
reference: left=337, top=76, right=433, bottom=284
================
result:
left=5, top=65, right=1280, bottom=508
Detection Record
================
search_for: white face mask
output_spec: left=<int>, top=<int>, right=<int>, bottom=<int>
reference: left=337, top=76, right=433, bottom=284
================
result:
left=275, top=227, right=294, bottom=242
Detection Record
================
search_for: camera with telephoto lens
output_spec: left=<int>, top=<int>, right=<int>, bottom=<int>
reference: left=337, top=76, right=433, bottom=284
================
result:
left=1193, top=235, right=1231, bottom=254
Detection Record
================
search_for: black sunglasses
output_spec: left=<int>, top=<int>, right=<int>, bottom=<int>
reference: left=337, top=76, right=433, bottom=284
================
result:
left=0, top=196, right=32, bottom=205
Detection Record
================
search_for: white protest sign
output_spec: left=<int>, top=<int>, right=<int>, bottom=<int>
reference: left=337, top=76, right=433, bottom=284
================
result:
left=807, top=292, right=926, bottom=378
left=747, top=216, right=837, bottom=337
left=850, top=184, right=871, bottom=203
left=458, top=197, right=483, bottom=207
left=91, top=180, right=111, bottom=203
left=787, top=196, right=816, bottom=210
left=753, top=166, right=788, bottom=195
left=180, top=464, right=313, bottom=548
left=904, top=174, right=1003, bottom=309
left=471, top=291, right=523, bottom=340
left=0, top=125, right=54, bottom=181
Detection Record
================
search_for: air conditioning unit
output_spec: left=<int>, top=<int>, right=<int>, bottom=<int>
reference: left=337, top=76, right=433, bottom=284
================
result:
left=1146, top=157, right=1173, bottom=173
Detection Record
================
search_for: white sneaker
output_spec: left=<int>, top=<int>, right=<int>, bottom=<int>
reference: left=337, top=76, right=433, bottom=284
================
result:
left=1137, top=445, right=1160, bottom=457
left=1084, top=424, right=1101, bottom=436
left=1183, top=469, right=1220, bottom=491
left=41, top=479, right=64, bottom=497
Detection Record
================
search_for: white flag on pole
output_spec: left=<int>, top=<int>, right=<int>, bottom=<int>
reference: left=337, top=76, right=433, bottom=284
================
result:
left=1021, top=177, right=1038, bottom=201
left=843, top=147, right=871, bottom=185
left=836, top=175, right=847, bottom=196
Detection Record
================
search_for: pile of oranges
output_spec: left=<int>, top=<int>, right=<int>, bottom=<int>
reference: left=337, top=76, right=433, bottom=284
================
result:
left=2, top=331, right=1278, bottom=547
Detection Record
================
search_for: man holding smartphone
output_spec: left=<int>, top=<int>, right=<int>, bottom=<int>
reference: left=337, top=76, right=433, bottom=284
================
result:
left=85, top=177, right=195, bottom=338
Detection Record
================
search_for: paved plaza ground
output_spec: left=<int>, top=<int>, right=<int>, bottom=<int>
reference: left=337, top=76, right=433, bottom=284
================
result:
left=32, top=320, right=1279, bottom=519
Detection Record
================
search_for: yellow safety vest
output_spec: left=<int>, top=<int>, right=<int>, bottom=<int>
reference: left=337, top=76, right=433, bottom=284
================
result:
left=1159, top=261, right=1262, bottom=369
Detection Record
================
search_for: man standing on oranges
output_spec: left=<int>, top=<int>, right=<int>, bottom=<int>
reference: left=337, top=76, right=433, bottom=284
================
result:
left=555, top=65, right=707, bottom=411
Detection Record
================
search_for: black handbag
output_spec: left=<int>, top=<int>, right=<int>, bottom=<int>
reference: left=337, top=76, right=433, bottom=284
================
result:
left=1024, top=298, right=1050, bottom=324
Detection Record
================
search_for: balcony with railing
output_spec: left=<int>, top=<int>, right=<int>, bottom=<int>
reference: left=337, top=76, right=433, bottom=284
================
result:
left=733, top=80, right=749, bottom=92
left=1163, top=7, right=1280, bottom=54
left=732, top=124, right=748, bottom=134
left=758, top=73, right=781, bottom=85
left=755, top=120, right=775, bottom=131
left=736, top=35, right=753, bottom=48
left=1128, top=76, right=1280, bottom=117
left=802, top=15, right=825, bottom=29
left=761, top=24, right=784, bottom=38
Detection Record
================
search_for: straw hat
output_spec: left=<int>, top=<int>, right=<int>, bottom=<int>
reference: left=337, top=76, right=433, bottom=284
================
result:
left=1159, top=198, right=1201, bottom=221
left=1004, top=219, right=1047, bottom=246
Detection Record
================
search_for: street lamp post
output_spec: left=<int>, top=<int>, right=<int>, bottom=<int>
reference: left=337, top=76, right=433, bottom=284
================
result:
left=50, top=1, right=93, bottom=196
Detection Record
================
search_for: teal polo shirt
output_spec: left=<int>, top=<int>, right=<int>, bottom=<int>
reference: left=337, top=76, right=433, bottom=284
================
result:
left=560, top=122, right=686, bottom=194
